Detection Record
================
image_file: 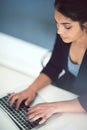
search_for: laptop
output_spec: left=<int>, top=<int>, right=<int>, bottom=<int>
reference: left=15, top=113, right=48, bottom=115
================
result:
left=0, top=85, right=46, bottom=130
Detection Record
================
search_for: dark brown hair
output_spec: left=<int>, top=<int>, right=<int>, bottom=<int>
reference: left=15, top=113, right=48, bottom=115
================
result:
left=54, top=0, right=87, bottom=30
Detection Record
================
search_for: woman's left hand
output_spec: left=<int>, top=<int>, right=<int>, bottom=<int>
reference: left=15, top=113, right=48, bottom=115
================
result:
left=26, top=102, right=57, bottom=124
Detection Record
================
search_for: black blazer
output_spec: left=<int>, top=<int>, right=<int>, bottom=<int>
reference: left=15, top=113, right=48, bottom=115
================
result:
left=41, top=34, right=87, bottom=111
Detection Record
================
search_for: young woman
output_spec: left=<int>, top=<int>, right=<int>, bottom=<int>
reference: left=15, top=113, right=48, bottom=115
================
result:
left=9, top=0, right=87, bottom=124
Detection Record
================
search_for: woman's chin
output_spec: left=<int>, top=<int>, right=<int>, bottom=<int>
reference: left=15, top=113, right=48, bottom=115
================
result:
left=62, top=39, right=71, bottom=43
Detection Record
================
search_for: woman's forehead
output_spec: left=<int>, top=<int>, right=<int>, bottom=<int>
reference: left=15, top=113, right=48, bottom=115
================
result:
left=54, top=10, right=73, bottom=23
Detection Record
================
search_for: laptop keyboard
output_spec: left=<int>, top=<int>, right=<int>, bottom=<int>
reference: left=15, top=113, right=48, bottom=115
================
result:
left=0, top=95, right=41, bottom=130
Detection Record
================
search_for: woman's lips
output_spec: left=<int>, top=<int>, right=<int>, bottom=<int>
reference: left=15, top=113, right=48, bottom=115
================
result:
left=60, top=35, right=68, bottom=40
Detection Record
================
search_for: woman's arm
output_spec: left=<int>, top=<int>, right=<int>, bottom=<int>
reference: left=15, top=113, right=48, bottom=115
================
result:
left=26, top=98, right=85, bottom=124
left=9, top=73, right=52, bottom=109
left=28, top=73, right=52, bottom=93
left=54, top=98, right=85, bottom=113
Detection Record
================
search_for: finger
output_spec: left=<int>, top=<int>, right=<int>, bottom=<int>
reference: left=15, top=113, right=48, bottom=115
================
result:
left=16, top=98, right=23, bottom=110
left=8, top=92, right=15, bottom=96
left=31, top=114, right=42, bottom=121
left=39, top=117, right=47, bottom=124
left=9, top=95, right=19, bottom=107
left=26, top=112, right=36, bottom=121
left=26, top=108, right=42, bottom=119
left=25, top=98, right=31, bottom=106
left=29, top=112, right=44, bottom=122
left=8, top=93, right=15, bottom=101
left=26, top=108, right=36, bottom=115
left=27, top=104, right=41, bottom=113
left=26, top=108, right=35, bottom=117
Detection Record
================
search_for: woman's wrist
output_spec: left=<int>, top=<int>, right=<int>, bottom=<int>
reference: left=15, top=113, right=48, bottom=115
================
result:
left=27, top=85, right=38, bottom=94
left=53, top=99, right=85, bottom=113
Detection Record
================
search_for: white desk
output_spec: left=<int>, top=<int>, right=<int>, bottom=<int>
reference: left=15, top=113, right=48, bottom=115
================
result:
left=0, top=33, right=87, bottom=130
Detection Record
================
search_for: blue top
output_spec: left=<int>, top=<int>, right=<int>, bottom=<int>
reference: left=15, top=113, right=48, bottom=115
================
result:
left=68, top=56, right=80, bottom=77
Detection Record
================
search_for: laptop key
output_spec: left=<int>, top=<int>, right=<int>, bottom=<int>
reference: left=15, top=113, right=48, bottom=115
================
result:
left=0, top=95, right=41, bottom=130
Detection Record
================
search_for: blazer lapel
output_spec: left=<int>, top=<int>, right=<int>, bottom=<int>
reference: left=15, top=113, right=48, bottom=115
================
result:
left=73, top=50, right=87, bottom=95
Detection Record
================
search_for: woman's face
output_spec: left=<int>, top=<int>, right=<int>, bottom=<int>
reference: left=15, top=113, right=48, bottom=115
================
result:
left=54, top=10, right=85, bottom=43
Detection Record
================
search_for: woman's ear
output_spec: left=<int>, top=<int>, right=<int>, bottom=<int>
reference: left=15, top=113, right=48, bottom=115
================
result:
left=83, top=22, right=87, bottom=32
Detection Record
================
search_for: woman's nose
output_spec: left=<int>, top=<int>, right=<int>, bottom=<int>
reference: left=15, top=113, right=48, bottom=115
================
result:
left=57, top=25, right=65, bottom=35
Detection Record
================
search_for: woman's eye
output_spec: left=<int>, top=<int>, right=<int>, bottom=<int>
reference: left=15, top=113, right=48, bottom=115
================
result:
left=65, top=26, right=72, bottom=29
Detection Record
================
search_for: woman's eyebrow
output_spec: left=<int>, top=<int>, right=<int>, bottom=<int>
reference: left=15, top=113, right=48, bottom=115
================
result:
left=54, top=20, right=71, bottom=25
left=61, top=22, right=71, bottom=25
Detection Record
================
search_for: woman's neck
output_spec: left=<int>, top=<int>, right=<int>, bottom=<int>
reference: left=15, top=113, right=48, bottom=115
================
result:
left=72, top=33, right=87, bottom=49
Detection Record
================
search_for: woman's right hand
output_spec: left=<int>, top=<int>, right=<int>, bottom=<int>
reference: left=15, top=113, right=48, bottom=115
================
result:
left=8, top=87, right=36, bottom=110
